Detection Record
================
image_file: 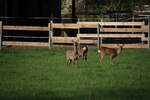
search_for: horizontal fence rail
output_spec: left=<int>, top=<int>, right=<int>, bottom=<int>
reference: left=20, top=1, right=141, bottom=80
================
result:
left=100, top=27, right=148, bottom=33
left=3, top=41, right=48, bottom=47
left=77, top=22, right=145, bottom=28
left=3, top=25, right=48, bottom=31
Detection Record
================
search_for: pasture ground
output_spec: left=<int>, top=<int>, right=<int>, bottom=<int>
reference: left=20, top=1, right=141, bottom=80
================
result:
left=0, top=47, right=150, bottom=100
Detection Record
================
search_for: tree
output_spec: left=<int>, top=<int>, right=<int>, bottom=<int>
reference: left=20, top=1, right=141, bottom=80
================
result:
left=75, top=0, right=150, bottom=12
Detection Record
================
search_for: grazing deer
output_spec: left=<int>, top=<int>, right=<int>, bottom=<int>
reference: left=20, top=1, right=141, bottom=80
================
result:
left=98, top=44, right=124, bottom=64
left=78, top=45, right=88, bottom=61
left=66, top=39, right=78, bottom=64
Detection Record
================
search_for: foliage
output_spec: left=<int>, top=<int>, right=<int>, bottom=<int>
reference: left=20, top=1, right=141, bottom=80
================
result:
left=61, top=0, right=73, bottom=15
left=76, top=0, right=150, bottom=12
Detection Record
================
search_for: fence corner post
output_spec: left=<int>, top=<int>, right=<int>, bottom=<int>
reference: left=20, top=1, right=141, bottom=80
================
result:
left=97, top=24, right=100, bottom=49
left=0, top=21, right=2, bottom=50
left=48, top=20, right=53, bottom=49
left=148, top=16, right=150, bottom=49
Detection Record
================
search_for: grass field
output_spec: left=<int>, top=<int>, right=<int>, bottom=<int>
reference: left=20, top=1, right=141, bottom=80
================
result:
left=0, top=47, right=150, bottom=100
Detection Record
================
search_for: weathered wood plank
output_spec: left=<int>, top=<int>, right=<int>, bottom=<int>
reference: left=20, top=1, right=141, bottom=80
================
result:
left=52, top=23, right=79, bottom=29
left=141, top=37, right=149, bottom=41
left=77, top=34, right=145, bottom=38
left=78, top=22, right=145, bottom=26
left=79, top=40, right=98, bottom=44
left=3, top=25, right=49, bottom=31
left=100, top=27, right=148, bottom=32
left=79, top=38, right=148, bottom=44
left=100, top=44, right=148, bottom=48
left=2, top=41, right=148, bottom=48
left=3, top=41, right=48, bottom=47
left=52, top=37, right=77, bottom=43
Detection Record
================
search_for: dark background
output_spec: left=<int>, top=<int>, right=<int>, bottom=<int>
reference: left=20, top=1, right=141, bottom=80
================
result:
left=0, top=0, right=61, bottom=17
left=0, top=0, right=61, bottom=25
left=0, top=0, right=61, bottom=42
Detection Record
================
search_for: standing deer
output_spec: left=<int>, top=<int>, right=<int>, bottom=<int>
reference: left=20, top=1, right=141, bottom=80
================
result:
left=78, top=45, right=88, bottom=61
left=66, top=39, right=89, bottom=64
left=98, top=45, right=124, bottom=64
left=66, top=39, right=79, bottom=64
left=72, top=39, right=88, bottom=61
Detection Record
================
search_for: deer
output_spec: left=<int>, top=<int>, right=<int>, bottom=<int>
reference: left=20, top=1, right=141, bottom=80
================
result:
left=66, top=39, right=79, bottom=64
left=66, top=50, right=79, bottom=64
left=66, top=39, right=89, bottom=64
left=77, top=45, right=88, bottom=61
left=71, top=39, right=88, bottom=61
left=97, top=44, right=124, bottom=64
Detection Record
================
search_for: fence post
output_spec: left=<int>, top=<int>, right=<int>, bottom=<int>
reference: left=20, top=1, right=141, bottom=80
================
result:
left=97, top=24, right=100, bottom=49
left=148, top=16, right=150, bottom=49
left=77, top=18, right=80, bottom=44
left=100, top=18, right=103, bottom=46
left=132, top=16, right=134, bottom=34
left=0, top=21, right=2, bottom=50
left=48, top=20, right=53, bottom=49
left=77, top=18, right=80, bottom=34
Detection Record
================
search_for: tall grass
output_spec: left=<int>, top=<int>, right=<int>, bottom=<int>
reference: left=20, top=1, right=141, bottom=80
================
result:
left=0, top=47, right=150, bottom=100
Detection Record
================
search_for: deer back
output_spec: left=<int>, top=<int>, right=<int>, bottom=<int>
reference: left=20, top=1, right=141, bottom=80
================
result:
left=100, top=47, right=117, bottom=56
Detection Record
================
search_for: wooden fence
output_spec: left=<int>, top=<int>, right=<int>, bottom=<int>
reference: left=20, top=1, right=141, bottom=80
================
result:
left=2, top=25, right=49, bottom=47
left=51, top=21, right=149, bottom=48
left=0, top=20, right=149, bottom=48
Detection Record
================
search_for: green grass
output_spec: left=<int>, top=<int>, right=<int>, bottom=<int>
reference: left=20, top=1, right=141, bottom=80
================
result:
left=0, top=47, right=150, bottom=100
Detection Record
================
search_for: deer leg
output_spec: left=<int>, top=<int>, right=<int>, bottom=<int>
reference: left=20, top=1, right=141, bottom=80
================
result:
left=66, top=58, right=68, bottom=65
left=84, top=54, right=87, bottom=61
left=112, top=55, right=117, bottom=64
left=75, top=59, right=78, bottom=64
left=66, top=59, right=70, bottom=65
left=99, top=55, right=104, bottom=64
left=82, top=54, right=85, bottom=60
left=82, top=55, right=84, bottom=60
left=85, top=56, right=87, bottom=61
left=73, top=61, right=75, bottom=64
left=68, top=59, right=72, bottom=65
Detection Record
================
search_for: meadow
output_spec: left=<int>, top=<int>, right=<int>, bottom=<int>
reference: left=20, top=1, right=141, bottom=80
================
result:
left=0, top=47, right=150, bottom=100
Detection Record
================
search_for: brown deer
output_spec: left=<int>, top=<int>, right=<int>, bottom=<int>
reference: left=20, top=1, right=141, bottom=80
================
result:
left=98, top=44, right=124, bottom=64
left=66, top=39, right=79, bottom=64
left=66, top=49, right=79, bottom=64
left=78, top=45, right=88, bottom=61
left=72, top=39, right=88, bottom=61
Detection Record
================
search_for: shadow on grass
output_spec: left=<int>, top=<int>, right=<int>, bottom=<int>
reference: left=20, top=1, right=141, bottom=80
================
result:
left=0, top=88, right=150, bottom=100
